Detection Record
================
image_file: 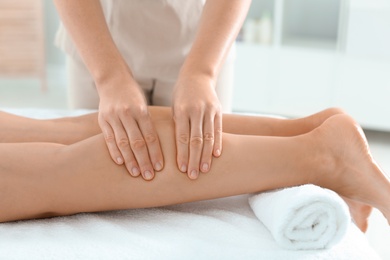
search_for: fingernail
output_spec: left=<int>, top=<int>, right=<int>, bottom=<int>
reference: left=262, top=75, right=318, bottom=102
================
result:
left=144, top=170, right=153, bottom=180
left=215, top=149, right=221, bottom=157
left=202, top=163, right=209, bottom=172
left=117, top=157, right=123, bottom=164
left=190, top=170, right=198, bottom=179
left=155, top=162, right=163, bottom=171
left=180, top=164, right=187, bottom=173
left=131, top=167, right=140, bottom=176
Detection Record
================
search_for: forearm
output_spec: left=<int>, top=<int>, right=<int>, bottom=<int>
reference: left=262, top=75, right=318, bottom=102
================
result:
left=53, top=0, right=132, bottom=87
left=180, top=0, right=251, bottom=79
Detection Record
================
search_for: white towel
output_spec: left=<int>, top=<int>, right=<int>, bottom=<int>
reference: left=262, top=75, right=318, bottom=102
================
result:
left=248, top=184, right=351, bottom=250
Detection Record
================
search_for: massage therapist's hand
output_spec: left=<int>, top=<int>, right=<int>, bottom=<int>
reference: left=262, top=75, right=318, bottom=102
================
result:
left=172, top=74, right=222, bottom=180
left=97, top=76, right=164, bottom=181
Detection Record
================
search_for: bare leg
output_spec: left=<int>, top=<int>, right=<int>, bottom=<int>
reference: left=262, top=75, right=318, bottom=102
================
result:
left=0, top=107, right=371, bottom=231
left=0, top=114, right=389, bottom=227
left=223, top=107, right=345, bottom=136
left=0, top=107, right=344, bottom=144
left=310, top=116, right=390, bottom=217
left=342, top=196, right=373, bottom=232
left=0, top=111, right=100, bottom=144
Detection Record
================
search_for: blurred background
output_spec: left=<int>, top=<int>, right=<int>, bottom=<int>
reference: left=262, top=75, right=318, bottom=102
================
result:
left=235, top=0, right=390, bottom=131
left=0, top=0, right=390, bottom=258
left=1, top=0, right=390, bottom=130
left=0, top=0, right=66, bottom=108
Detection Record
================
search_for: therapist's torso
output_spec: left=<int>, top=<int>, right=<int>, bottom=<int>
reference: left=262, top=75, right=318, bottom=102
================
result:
left=56, top=0, right=206, bottom=81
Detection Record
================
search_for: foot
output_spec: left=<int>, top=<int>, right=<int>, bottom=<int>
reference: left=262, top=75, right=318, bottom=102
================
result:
left=342, top=196, right=373, bottom=232
left=311, top=114, right=390, bottom=226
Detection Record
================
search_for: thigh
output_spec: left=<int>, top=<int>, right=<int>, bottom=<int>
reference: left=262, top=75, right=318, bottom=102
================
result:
left=66, top=57, right=100, bottom=109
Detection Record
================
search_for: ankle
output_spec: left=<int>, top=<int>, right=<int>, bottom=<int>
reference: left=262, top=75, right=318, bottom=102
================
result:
left=305, top=129, right=339, bottom=188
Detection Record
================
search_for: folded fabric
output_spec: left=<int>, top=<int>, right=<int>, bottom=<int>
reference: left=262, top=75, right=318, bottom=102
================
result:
left=248, top=184, right=350, bottom=250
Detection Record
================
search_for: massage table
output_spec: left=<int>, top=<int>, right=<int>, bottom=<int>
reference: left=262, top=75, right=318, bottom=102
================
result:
left=0, top=108, right=381, bottom=260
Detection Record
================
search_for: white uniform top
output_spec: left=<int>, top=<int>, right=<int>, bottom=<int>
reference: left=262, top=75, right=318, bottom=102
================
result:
left=55, top=0, right=235, bottom=111
left=56, top=0, right=206, bottom=81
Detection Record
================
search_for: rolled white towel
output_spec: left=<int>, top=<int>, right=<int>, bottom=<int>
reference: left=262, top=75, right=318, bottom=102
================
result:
left=248, top=184, right=350, bottom=250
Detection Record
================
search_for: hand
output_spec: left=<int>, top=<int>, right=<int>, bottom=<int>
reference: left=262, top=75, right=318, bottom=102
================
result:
left=97, top=76, right=164, bottom=181
left=172, top=74, right=222, bottom=180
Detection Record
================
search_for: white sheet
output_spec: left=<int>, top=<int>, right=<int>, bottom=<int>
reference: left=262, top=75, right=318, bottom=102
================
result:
left=0, top=109, right=381, bottom=260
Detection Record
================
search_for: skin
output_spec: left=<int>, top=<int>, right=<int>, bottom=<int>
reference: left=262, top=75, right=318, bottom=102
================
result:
left=53, top=0, right=252, bottom=180
left=0, top=107, right=389, bottom=234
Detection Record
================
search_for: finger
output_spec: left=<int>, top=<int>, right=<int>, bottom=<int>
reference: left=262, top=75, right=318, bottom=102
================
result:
left=174, top=112, right=190, bottom=174
left=122, top=116, right=155, bottom=181
left=99, top=119, right=125, bottom=165
left=138, top=113, right=164, bottom=172
left=200, top=111, right=215, bottom=173
left=187, top=114, right=204, bottom=180
left=213, top=111, right=223, bottom=158
left=108, top=117, right=140, bottom=177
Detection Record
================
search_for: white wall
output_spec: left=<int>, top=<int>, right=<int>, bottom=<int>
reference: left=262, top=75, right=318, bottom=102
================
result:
left=43, top=0, right=65, bottom=67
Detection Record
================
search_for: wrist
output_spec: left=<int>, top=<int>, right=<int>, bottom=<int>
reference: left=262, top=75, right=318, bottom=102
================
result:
left=177, top=73, right=216, bottom=93
left=92, top=57, right=133, bottom=85
left=178, top=65, right=217, bottom=86
left=94, top=64, right=136, bottom=95
left=179, top=57, right=219, bottom=82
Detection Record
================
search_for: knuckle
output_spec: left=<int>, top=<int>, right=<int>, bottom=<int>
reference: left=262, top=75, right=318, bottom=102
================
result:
left=100, top=107, right=114, bottom=116
left=177, top=134, right=189, bottom=145
left=190, top=136, right=203, bottom=147
left=107, top=106, right=116, bottom=114
left=192, top=105, right=203, bottom=114
left=133, top=104, right=148, bottom=114
left=117, top=138, right=130, bottom=148
left=131, top=138, right=146, bottom=150
left=215, top=127, right=223, bottom=135
left=138, top=108, right=149, bottom=118
left=203, top=133, right=214, bottom=142
left=135, top=112, right=150, bottom=123
left=104, top=133, right=116, bottom=143
left=214, top=103, right=222, bottom=111
left=176, top=103, right=188, bottom=112
left=121, top=106, right=132, bottom=115
left=173, top=107, right=187, bottom=119
left=98, top=114, right=105, bottom=122
left=144, top=133, right=157, bottom=144
left=121, top=104, right=148, bottom=117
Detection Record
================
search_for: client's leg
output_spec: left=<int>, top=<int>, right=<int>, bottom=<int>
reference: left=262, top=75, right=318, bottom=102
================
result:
left=0, top=108, right=372, bottom=231
left=0, top=107, right=343, bottom=144
left=0, top=114, right=389, bottom=226
left=223, top=107, right=345, bottom=136
left=342, top=197, right=373, bottom=232
left=0, top=111, right=99, bottom=144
